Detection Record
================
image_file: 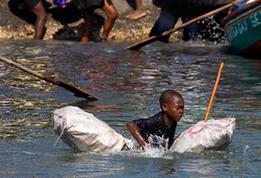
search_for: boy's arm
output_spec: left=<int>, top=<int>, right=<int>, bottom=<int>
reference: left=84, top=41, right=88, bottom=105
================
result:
left=127, top=122, right=147, bottom=148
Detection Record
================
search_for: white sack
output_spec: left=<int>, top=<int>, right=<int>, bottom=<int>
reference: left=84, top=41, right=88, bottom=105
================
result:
left=53, top=106, right=132, bottom=153
left=169, top=118, right=236, bottom=153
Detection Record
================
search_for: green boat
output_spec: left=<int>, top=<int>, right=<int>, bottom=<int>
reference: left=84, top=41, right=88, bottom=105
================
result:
left=223, top=0, right=261, bottom=56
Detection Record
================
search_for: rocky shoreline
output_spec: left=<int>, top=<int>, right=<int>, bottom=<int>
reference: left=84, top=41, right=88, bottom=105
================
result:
left=0, top=11, right=156, bottom=41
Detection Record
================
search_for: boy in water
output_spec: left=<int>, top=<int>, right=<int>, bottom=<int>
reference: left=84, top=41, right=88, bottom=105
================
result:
left=127, top=90, right=184, bottom=149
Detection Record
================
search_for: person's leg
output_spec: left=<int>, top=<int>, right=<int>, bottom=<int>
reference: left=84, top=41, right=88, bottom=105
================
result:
left=101, top=0, right=118, bottom=40
left=26, top=0, right=48, bottom=39
left=181, top=16, right=200, bottom=41
left=81, top=12, right=95, bottom=43
left=126, top=0, right=146, bottom=20
left=149, top=8, right=179, bottom=42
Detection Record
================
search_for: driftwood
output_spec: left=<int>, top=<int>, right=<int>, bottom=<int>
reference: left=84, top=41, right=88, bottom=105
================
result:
left=0, top=56, right=99, bottom=100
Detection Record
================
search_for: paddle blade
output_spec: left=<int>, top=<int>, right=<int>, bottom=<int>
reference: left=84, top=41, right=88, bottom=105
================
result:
left=125, top=36, right=158, bottom=50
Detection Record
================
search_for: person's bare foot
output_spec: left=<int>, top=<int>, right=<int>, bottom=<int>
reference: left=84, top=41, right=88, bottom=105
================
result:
left=126, top=10, right=146, bottom=20
left=100, top=35, right=108, bottom=41
left=81, top=36, right=89, bottom=44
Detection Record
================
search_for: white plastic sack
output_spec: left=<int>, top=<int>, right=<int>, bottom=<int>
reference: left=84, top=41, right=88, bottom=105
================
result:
left=169, top=118, right=236, bottom=153
left=53, top=106, right=133, bottom=153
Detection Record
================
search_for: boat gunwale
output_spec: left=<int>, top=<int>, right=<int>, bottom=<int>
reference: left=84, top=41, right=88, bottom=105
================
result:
left=224, top=5, right=260, bottom=29
left=223, top=0, right=261, bottom=24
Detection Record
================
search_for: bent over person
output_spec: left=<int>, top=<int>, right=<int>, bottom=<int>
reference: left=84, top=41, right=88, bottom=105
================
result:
left=18, top=0, right=118, bottom=42
left=127, top=90, right=184, bottom=149
left=149, top=0, right=236, bottom=42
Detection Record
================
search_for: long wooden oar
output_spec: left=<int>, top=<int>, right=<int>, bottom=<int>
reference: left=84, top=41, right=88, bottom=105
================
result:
left=0, top=56, right=99, bottom=100
left=126, top=0, right=246, bottom=50
left=204, top=62, right=224, bottom=122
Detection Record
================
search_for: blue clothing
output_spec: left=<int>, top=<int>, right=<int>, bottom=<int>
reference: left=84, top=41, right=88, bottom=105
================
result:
left=149, top=7, right=200, bottom=42
left=231, top=2, right=247, bottom=12
left=54, top=0, right=71, bottom=8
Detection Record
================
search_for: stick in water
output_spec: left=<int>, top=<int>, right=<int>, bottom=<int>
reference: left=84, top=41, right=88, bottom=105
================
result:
left=0, top=56, right=99, bottom=100
left=204, top=62, right=224, bottom=122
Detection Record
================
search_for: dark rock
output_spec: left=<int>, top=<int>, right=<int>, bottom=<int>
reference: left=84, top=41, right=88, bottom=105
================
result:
left=53, top=13, right=104, bottom=42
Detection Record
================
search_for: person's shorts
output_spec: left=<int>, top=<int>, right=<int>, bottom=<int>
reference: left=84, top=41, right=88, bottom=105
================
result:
left=73, top=0, right=104, bottom=11
left=23, top=0, right=41, bottom=10
left=73, top=0, right=104, bottom=19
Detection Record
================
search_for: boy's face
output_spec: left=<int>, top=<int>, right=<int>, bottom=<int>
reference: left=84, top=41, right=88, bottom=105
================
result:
left=162, top=96, right=184, bottom=122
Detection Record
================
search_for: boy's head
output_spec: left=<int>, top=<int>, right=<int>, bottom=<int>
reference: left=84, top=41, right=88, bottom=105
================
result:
left=159, top=90, right=184, bottom=122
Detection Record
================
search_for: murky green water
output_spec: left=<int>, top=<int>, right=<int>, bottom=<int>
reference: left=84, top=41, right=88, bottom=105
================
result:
left=0, top=39, right=260, bottom=177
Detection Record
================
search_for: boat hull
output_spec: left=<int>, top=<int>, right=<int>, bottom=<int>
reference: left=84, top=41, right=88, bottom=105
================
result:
left=224, top=0, right=261, bottom=55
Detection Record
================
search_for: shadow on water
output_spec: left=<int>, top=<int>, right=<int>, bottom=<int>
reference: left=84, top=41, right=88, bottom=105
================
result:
left=0, top=39, right=260, bottom=177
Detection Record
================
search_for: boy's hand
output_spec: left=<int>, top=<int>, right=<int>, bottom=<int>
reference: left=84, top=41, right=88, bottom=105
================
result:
left=127, top=122, right=147, bottom=148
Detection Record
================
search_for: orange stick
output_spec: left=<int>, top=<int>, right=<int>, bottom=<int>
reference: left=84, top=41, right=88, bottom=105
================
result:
left=204, top=62, right=224, bottom=122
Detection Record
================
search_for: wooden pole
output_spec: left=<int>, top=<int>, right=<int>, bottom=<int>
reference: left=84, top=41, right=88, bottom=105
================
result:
left=0, top=56, right=99, bottom=100
left=204, top=62, right=224, bottom=122
left=126, top=0, right=247, bottom=50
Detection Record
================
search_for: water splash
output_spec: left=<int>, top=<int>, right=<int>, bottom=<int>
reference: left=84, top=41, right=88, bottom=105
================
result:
left=120, top=136, right=173, bottom=159
left=139, top=146, right=168, bottom=158
left=243, top=145, right=252, bottom=155
left=119, top=144, right=172, bottom=159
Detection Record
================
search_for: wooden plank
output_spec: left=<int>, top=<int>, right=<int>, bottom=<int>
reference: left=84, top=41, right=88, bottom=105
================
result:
left=0, top=56, right=99, bottom=100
